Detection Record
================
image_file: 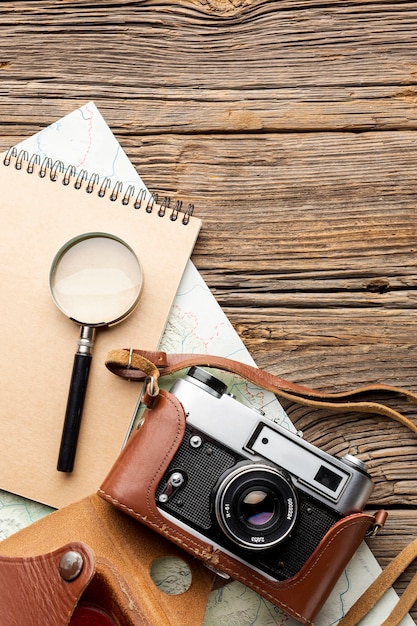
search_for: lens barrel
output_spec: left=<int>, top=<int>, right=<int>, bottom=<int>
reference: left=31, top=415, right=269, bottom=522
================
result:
left=214, top=463, right=298, bottom=551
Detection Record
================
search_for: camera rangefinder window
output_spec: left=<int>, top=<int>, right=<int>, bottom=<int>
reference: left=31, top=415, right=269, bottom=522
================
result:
left=155, top=367, right=374, bottom=581
left=314, top=465, right=344, bottom=493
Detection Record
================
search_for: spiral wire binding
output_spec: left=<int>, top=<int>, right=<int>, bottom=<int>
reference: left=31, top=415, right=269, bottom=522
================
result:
left=3, top=147, right=195, bottom=225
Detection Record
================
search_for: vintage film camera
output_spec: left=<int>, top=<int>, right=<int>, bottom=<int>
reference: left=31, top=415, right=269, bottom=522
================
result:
left=156, top=367, right=374, bottom=581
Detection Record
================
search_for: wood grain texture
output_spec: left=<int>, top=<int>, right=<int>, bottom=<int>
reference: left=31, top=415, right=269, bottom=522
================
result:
left=1, top=0, right=417, bottom=618
left=1, top=1, right=417, bottom=134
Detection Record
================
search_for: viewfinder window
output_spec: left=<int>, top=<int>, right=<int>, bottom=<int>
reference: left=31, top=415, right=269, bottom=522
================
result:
left=314, top=466, right=343, bottom=492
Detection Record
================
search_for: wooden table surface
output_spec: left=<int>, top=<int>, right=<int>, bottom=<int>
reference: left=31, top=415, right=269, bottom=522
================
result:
left=1, top=0, right=417, bottom=620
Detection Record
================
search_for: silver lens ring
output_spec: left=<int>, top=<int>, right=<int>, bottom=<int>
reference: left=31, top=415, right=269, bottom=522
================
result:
left=214, top=463, right=298, bottom=551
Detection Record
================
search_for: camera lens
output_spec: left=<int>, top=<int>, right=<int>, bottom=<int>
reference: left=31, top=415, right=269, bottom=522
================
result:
left=241, top=490, right=275, bottom=526
left=214, top=463, right=298, bottom=551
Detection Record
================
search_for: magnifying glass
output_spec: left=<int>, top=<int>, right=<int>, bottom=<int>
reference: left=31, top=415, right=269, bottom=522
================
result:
left=50, top=232, right=143, bottom=473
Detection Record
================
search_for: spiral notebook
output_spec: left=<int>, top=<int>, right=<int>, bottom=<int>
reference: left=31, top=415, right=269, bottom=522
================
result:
left=0, top=148, right=201, bottom=509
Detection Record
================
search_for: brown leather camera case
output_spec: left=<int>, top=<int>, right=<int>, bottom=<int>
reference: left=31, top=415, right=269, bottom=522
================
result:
left=0, top=491, right=215, bottom=626
left=99, top=389, right=377, bottom=626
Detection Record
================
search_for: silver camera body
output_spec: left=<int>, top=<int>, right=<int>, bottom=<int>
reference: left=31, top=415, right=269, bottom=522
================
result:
left=156, top=367, right=374, bottom=580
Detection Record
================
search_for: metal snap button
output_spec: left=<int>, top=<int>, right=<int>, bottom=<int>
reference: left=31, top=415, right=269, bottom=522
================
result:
left=59, top=550, right=84, bottom=581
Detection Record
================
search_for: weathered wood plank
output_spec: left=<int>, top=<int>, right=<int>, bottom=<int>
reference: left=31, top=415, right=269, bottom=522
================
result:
left=2, top=88, right=417, bottom=135
left=1, top=1, right=417, bottom=132
left=117, top=133, right=417, bottom=290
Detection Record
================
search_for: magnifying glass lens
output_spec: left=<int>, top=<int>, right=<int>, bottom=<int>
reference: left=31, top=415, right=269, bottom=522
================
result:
left=51, top=235, right=142, bottom=326
left=50, top=233, right=143, bottom=473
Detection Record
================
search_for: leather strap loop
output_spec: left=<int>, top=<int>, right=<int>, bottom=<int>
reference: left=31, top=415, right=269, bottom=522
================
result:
left=106, top=349, right=160, bottom=400
left=105, top=348, right=417, bottom=434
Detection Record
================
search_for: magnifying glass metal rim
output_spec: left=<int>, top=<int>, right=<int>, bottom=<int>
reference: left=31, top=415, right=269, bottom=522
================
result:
left=49, top=231, right=143, bottom=474
left=49, top=231, right=143, bottom=327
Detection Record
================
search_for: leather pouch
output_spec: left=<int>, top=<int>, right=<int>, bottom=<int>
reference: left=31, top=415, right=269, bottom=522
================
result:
left=0, top=493, right=215, bottom=626
left=97, top=349, right=417, bottom=625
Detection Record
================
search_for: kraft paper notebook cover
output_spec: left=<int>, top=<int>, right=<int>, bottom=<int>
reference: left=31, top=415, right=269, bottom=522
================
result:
left=0, top=148, right=201, bottom=509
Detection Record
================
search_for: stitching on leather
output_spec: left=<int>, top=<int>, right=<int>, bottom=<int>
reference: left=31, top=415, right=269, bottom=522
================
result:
left=95, top=556, right=149, bottom=624
left=145, top=392, right=185, bottom=526
left=217, top=516, right=370, bottom=591
left=97, top=489, right=214, bottom=557
left=279, top=517, right=371, bottom=589
left=97, top=492, right=370, bottom=626
left=96, top=488, right=312, bottom=624
left=98, top=392, right=215, bottom=557
left=209, top=517, right=371, bottom=624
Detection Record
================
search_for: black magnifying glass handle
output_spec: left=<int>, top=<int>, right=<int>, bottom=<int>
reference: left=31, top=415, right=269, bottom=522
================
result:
left=57, top=326, right=96, bottom=472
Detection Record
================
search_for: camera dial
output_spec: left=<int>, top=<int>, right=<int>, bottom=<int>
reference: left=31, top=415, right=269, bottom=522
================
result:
left=183, top=367, right=227, bottom=398
left=340, top=454, right=368, bottom=473
left=214, top=462, right=298, bottom=551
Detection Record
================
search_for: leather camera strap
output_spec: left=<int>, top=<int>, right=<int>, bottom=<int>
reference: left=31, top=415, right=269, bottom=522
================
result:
left=105, top=348, right=417, bottom=434
left=105, top=348, right=417, bottom=625
left=338, top=537, right=417, bottom=626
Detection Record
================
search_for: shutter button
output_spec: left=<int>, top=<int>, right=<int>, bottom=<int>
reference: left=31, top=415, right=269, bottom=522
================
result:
left=59, top=550, right=84, bottom=581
